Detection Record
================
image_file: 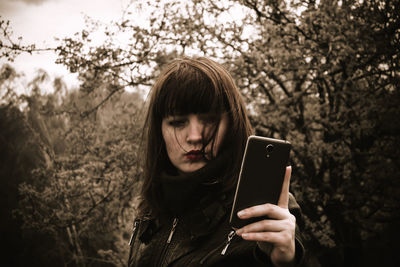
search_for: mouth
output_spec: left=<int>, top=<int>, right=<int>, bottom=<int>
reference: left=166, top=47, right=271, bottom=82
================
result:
left=185, top=150, right=205, bottom=161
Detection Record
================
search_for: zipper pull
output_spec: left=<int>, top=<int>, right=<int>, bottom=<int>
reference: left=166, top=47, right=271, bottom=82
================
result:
left=129, top=220, right=139, bottom=246
left=221, top=230, right=236, bottom=255
left=167, top=218, right=178, bottom=244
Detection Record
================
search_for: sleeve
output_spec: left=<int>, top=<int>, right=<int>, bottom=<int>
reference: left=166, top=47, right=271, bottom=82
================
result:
left=289, top=193, right=306, bottom=266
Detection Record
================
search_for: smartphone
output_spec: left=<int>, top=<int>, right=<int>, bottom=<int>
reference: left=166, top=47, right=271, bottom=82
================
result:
left=229, top=135, right=292, bottom=229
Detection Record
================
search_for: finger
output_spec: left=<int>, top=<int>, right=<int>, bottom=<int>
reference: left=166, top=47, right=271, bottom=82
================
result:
left=278, top=166, right=291, bottom=209
left=236, top=219, right=286, bottom=235
left=237, top=203, right=290, bottom=220
left=240, top=231, right=292, bottom=244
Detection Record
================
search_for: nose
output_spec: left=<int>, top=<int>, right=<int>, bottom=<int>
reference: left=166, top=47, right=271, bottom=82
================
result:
left=186, top=118, right=203, bottom=145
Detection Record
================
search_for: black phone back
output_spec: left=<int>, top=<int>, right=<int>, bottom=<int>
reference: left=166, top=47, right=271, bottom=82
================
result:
left=229, top=136, right=291, bottom=229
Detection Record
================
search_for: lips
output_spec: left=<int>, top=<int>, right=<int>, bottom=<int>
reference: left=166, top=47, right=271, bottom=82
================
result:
left=185, top=150, right=204, bottom=161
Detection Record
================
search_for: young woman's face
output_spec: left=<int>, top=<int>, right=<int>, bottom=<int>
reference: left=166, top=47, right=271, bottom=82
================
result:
left=161, top=113, right=228, bottom=174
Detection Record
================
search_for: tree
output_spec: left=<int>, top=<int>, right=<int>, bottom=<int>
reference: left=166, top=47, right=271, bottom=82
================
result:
left=0, top=65, right=60, bottom=266
left=15, top=86, right=145, bottom=266
left=0, top=62, right=145, bottom=266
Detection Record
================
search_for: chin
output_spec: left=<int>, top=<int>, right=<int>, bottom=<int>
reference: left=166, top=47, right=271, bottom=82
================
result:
left=180, top=162, right=206, bottom=174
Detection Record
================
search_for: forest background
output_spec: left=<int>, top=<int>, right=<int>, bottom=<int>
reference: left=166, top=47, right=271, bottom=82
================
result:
left=1, top=0, right=399, bottom=266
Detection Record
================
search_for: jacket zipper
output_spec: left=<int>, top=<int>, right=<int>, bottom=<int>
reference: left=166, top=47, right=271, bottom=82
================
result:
left=129, top=220, right=140, bottom=246
left=157, top=217, right=179, bottom=266
left=221, top=230, right=236, bottom=255
left=167, top=217, right=178, bottom=243
left=200, top=230, right=236, bottom=265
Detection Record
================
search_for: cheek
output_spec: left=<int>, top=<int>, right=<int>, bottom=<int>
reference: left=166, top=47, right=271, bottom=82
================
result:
left=212, top=122, right=228, bottom=155
left=162, top=126, right=180, bottom=158
left=162, top=129, right=173, bottom=153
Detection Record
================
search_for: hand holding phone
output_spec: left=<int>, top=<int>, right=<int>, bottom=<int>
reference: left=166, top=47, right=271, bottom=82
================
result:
left=229, top=136, right=291, bottom=229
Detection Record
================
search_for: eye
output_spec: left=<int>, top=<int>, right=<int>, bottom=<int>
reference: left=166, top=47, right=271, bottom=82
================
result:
left=199, top=114, right=219, bottom=125
left=167, top=118, right=187, bottom=127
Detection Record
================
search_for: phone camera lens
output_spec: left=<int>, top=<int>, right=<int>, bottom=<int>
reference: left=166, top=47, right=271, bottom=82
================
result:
left=266, top=144, right=274, bottom=153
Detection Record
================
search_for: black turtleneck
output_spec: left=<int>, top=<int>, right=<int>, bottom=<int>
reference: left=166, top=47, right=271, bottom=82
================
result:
left=159, top=150, right=232, bottom=215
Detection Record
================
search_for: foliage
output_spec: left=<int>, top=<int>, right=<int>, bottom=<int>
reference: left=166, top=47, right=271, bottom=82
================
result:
left=1, top=65, right=144, bottom=266
left=0, top=18, right=54, bottom=61
left=33, top=92, right=142, bottom=266
left=0, top=67, right=61, bottom=266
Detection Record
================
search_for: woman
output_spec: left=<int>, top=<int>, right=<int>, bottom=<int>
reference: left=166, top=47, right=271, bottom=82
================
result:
left=128, top=57, right=305, bottom=266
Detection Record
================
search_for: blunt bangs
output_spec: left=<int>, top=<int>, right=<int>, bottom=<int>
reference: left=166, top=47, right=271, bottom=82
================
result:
left=154, top=63, right=228, bottom=118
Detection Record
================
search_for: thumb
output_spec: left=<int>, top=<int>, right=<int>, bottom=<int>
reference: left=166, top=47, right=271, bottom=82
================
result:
left=278, top=166, right=291, bottom=209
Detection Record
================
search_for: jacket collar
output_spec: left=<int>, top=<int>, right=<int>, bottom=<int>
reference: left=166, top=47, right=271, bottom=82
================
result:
left=138, top=191, right=232, bottom=243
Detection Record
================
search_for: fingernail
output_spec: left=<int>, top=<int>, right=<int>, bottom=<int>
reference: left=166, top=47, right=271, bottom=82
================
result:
left=241, top=233, right=248, bottom=239
left=237, top=210, right=246, bottom=217
left=236, top=229, right=242, bottom=235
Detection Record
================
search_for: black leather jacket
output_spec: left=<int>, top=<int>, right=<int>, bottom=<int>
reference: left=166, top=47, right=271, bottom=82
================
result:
left=128, top=193, right=305, bottom=267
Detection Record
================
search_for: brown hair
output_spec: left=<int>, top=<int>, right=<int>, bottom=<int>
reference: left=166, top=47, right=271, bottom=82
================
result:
left=138, top=57, right=253, bottom=215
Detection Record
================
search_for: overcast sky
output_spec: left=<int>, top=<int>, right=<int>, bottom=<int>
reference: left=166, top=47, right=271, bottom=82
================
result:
left=1, top=0, right=129, bottom=88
